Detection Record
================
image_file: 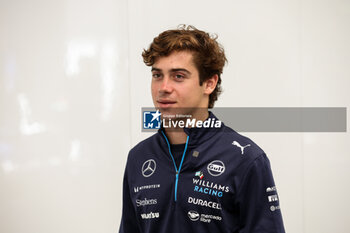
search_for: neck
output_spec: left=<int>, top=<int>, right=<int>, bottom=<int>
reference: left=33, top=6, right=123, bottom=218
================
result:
left=163, top=110, right=209, bottom=144
left=163, top=129, right=188, bottom=144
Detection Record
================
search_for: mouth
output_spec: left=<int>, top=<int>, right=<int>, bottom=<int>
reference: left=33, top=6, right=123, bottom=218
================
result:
left=157, top=100, right=177, bottom=108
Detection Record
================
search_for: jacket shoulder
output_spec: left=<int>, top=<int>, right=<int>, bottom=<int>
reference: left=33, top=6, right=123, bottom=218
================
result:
left=128, top=133, right=160, bottom=159
left=221, top=125, right=265, bottom=160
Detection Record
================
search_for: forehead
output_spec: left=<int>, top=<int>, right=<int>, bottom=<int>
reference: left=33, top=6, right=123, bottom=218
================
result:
left=153, top=50, right=196, bottom=69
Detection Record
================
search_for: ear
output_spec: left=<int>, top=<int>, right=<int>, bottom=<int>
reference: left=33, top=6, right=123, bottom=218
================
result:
left=203, top=74, right=219, bottom=95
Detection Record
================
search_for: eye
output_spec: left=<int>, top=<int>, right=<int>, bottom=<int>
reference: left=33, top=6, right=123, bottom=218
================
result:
left=152, top=73, right=162, bottom=79
left=174, top=74, right=185, bottom=80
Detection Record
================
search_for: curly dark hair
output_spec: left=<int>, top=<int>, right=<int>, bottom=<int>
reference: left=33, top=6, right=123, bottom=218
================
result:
left=142, top=25, right=227, bottom=108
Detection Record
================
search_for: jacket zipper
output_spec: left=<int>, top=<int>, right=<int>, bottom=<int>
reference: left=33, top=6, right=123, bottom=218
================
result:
left=161, top=131, right=189, bottom=202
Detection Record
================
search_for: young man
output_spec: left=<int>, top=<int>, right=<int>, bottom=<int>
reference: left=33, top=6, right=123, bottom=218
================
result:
left=119, top=25, right=285, bottom=233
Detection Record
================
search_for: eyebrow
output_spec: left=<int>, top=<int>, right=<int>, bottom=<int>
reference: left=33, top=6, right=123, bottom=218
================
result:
left=151, top=67, right=192, bottom=75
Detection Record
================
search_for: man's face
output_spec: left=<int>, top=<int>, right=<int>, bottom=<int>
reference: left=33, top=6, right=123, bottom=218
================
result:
left=151, top=51, right=210, bottom=118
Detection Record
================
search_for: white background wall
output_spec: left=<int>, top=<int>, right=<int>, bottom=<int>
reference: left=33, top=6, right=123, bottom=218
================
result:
left=1, top=0, right=349, bottom=232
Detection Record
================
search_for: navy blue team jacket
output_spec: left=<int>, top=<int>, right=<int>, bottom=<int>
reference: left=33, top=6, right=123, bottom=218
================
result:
left=119, top=112, right=285, bottom=233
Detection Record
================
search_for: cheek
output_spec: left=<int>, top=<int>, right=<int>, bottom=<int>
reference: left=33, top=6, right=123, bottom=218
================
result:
left=151, top=82, right=157, bottom=94
left=151, top=84, right=160, bottom=103
left=151, top=89, right=157, bottom=101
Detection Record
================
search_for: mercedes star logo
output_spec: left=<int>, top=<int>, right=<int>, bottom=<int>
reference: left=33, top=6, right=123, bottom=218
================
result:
left=142, top=159, right=156, bottom=177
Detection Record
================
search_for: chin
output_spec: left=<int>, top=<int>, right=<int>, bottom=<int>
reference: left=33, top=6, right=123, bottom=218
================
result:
left=158, top=108, right=176, bottom=117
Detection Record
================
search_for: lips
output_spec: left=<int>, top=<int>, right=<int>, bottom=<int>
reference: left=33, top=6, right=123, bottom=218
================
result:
left=157, top=100, right=176, bottom=108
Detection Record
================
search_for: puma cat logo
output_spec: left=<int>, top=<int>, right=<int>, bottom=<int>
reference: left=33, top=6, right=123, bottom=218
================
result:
left=232, top=141, right=251, bottom=155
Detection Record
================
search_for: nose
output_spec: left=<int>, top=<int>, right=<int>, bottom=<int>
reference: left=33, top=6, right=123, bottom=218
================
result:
left=159, top=76, right=173, bottom=93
